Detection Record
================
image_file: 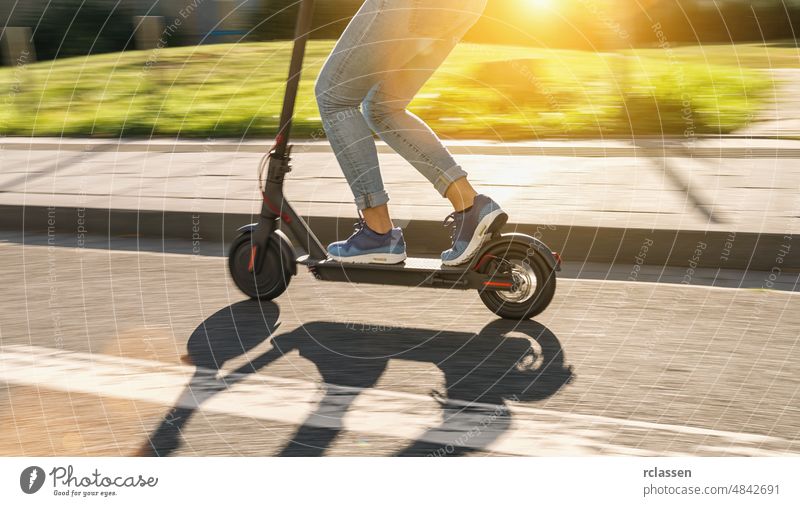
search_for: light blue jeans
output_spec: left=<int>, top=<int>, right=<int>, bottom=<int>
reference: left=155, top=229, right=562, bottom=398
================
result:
left=315, top=0, right=488, bottom=210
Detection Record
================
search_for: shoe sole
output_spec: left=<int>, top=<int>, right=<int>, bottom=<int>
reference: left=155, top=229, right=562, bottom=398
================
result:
left=328, top=252, right=408, bottom=265
left=442, top=209, right=508, bottom=267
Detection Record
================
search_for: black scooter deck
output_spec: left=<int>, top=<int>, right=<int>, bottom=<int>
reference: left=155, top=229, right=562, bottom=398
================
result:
left=300, top=255, right=514, bottom=291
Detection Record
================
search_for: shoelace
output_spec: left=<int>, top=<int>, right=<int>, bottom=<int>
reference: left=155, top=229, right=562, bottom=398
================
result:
left=442, top=211, right=464, bottom=242
left=352, top=217, right=367, bottom=236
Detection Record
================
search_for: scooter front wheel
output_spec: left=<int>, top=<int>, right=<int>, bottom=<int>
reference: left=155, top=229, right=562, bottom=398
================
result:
left=477, top=238, right=557, bottom=320
left=228, top=231, right=294, bottom=300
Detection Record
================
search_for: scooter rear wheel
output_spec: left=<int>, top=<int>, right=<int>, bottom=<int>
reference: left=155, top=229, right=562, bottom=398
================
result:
left=477, top=239, right=556, bottom=320
left=228, top=231, right=293, bottom=300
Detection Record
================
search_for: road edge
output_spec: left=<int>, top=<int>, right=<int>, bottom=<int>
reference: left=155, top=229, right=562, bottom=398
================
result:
left=1, top=204, right=795, bottom=271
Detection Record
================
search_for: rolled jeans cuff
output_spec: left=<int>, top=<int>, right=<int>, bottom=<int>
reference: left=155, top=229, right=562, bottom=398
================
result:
left=434, top=164, right=469, bottom=197
left=354, top=189, right=390, bottom=210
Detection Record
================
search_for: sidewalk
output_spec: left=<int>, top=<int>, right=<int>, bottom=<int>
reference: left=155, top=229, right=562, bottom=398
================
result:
left=5, top=135, right=800, bottom=156
left=1, top=137, right=798, bottom=270
left=737, top=69, right=800, bottom=138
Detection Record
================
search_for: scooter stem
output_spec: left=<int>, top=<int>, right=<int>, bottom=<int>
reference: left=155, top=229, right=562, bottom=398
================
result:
left=250, top=0, right=325, bottom=274
left=273, top=0, right=316, bottom=158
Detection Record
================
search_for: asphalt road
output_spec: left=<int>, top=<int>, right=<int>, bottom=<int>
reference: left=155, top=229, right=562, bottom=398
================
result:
left=1, top=237, right=798, bottom=456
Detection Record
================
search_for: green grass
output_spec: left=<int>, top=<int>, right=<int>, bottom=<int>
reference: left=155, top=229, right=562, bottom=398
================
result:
left=0, top=41, right=779, bottom=139
left=628, top=42, right=800, bottom=69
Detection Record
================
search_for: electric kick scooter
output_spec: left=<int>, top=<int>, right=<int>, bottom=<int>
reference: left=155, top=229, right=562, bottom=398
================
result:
left=228, top=0, right=562, bottom=319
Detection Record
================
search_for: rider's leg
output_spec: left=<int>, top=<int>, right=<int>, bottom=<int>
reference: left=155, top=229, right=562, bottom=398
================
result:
left=361, top=204, right=393, bottom=234
left=315, top=0, right=410, bottom=231
left=317, top=0, right=494, bottom=263
left=316, top=0, right=487, bottom=231
left=361, top=4, right=486, bottom=212
left=314, top=1, right=416, bottom=262
left=445, top=177, right=478, bottom=213
left=358, top=2, right=504, bottom=265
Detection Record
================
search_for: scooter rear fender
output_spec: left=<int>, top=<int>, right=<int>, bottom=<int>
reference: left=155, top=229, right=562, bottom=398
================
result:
left=476, top=232, right=562, bottom=272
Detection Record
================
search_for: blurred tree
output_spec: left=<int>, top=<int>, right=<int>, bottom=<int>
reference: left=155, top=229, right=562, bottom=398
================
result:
left=6, top=0, right=800, bottom=61
left=253, top=0, right=362, bottom=40
left=629, top=0, right=797, bottom=45
left=31, top=0, right=134, bottom=60
left=311, top=0, right=363, bottom=38
left=255, top=0, right=298, bottom=39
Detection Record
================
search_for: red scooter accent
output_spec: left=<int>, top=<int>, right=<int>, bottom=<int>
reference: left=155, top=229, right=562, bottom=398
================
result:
left=247, top=245, right=257, bottom=273
left=483, top=281, right=514, bottom=288
left=473, top=253, right=496, bottom=271
left=261, top=194, right=293, bottom=224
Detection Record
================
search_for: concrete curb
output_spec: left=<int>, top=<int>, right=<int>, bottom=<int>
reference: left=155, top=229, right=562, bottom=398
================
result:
left=2, top=204, right=796, bottom=272
left=4, top=139, right=800, bottom=158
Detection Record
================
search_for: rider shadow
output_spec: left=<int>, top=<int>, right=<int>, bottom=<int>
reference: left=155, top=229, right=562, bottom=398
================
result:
left=136, top=299, right=282, bottom=457
left=138, top=302, right=573, bottom=457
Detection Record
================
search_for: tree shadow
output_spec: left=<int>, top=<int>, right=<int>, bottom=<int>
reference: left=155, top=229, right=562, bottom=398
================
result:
left=138, top=303, right=573, bottom=457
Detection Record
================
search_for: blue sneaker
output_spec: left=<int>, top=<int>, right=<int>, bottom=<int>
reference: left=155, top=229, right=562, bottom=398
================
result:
left=441, top=194, right=507, bottom=266
left=328, top=219, right=407, bottom=264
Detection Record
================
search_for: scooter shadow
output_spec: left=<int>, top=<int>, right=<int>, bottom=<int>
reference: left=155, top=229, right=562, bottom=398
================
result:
left=137, top=300, right=574, bottom=457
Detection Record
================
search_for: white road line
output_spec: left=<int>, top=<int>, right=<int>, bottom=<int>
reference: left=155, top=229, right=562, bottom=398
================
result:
left=0, top=344, right=794, bottom=456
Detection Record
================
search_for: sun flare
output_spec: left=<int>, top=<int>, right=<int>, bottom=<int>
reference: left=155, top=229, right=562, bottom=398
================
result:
left=526, top=0, right=555, bottom=10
